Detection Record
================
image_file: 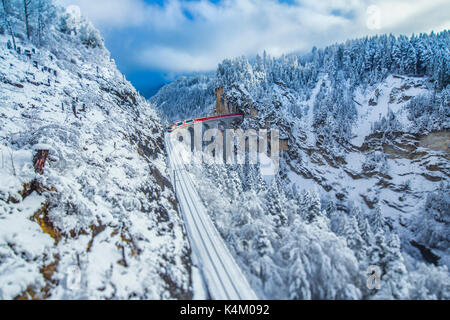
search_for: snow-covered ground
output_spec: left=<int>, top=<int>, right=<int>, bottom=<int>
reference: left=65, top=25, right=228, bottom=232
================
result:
left=351, top=75, right=427, bottom=146
left=0, top=18, right=192, bottom=300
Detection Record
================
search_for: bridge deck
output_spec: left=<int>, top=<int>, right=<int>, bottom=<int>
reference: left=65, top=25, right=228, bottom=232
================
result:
left=169, top=113, right=243, bottom=132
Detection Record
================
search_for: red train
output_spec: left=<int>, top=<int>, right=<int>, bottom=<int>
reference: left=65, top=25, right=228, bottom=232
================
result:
left=167, top=113, right=243, bottom=133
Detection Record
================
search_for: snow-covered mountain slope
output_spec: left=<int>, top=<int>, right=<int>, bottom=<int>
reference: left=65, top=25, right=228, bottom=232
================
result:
left=0, top=8, right=191, bottom=299
left=154, top=31, right=450, bottom=299
left=151, top=74, right=216, bottom=123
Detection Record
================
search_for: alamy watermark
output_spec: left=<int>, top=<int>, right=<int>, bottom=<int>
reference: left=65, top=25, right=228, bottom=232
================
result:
left=366, top=265, right=382, bottom=290
left=168, top=123, right=280, bottom=175
left=366, top=5, right=381, bottom=30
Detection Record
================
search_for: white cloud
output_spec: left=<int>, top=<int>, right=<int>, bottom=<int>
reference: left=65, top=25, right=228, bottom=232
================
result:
left=56, top=0, right=450, bottom=73
left=137, top=45, right=219, bottom=71
left=57, top=0, right=188, bottom=29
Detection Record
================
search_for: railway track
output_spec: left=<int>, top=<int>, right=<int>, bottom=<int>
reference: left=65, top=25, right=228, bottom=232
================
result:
left=166, top=134, right=257, bottom=300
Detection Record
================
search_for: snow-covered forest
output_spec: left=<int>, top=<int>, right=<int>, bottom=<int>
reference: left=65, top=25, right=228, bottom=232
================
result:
left=150, top=74, right=216, bottom=123
left=155, top=30, right=450, bottom=299
left=0, top=1, right=191, bottom=299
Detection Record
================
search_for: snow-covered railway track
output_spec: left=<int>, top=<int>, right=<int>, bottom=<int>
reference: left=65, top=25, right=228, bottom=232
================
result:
left=166, top=136, right=257, bottom=300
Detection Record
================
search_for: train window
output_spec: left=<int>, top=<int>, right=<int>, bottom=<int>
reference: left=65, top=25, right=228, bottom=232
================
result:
left=176, top=122, right=183, bottom=126
left=185, top=120, right=193, bottom=124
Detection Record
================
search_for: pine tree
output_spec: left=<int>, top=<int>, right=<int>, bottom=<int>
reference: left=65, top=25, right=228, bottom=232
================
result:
left=78, top=17, right=103, bottom=48
left=244, top=164, right=265, bottom=193
left=35, top=0, right=54, bottom=46
left=416, top=183, right=450, bottom=250
left=265, top=176, right=287, bottom=227
left=226, top=166, right=243, bottom=202
left=371, top=204, right=385, bottom=234
left=405, top=42, right=417, bottom=75
left=416, top=39, right=432, bottom=75
left=408, top=263, right=450, bottom=300
left=288, top=257, right=311, bottom=300
left=374, top=234, right=409, bottom=299
left=392, top=40, right=404, bottom=73
left=1, top=0, right=18, bottom=49
left=255, top=229, right=273, bottom=257
left=343, top=216, right=366, bottom=262
left=367, top=232, right=385, bottom=272
left=299, top=190, right=323, bottom=223
left=325, top=200, right=337, bottom=219
left=22, top=0, right=31, bottom=40
left=358, top=216, right=374, bottom=245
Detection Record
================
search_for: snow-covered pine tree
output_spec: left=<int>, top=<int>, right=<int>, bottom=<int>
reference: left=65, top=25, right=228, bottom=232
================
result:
left=328, top=205, right=347, bottom=236
left=416, top=183, right=450, bottom=250
left=265, top=176, right=287, bottom=227
left=358, top=215, right=374, bottom=246
left=298, top=190, right=324, bottom=223
left=373, top=233, right=409, bottom=299
left=416, top=38, right=433, bottom=75
left=325, top=200, right=337, bottom=219
left=288, top=256, right=311, bottom=300
left=225, top=165, right=243, bottom=202
left=408, top=263, right=450, bottom=300
left=343, top=216, right=366, bottom=262
left=1, top=0, right=19, bottom=48
left=35, top=0, right=55, bottom=46
left=371, top=203, right=385, bottom=234
left=58, top=7, right=103, bottom=48
left=22, top=0, right=32, bottom=40
left=405, top=41, right=417, bottom=75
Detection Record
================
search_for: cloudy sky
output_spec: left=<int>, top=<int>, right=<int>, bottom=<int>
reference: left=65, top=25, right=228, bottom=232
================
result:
left=56, top=0, right=450, bottom=96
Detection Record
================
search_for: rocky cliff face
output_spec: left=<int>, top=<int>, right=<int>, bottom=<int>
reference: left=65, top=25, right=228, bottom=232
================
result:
left=0, top=7, right=191, bottom=300
left=221, top=71, right=449, bottom=263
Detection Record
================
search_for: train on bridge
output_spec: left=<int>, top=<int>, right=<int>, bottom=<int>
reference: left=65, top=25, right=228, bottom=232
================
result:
left=167, top=113, right=244, bottom=133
